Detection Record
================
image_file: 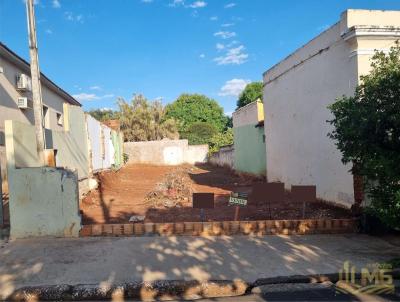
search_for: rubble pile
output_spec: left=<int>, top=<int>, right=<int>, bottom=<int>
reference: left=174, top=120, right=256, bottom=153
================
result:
left=145, top=166, right=194, bottom=208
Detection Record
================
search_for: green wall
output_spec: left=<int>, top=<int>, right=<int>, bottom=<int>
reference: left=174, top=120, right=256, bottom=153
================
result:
left=111, top=130, right=123, bottom=168
left=234, top=125, right=266, bottom=175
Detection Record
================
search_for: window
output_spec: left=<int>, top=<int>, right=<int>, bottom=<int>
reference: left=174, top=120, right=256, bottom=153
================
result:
left=57, top=112, right=63, bottom=126
left=42, top=105, right=50, bottom=129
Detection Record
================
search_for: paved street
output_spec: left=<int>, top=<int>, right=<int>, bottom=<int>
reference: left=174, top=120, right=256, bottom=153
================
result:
left=1, top=234, right=400, bottom=300
left=183, top=282, right=400, bottom=301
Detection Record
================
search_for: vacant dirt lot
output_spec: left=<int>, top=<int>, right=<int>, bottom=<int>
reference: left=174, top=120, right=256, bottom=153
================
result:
left=81, top=164, right=351, bottom=224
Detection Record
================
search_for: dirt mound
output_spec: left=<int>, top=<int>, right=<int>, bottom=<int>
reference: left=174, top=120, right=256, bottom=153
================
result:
left=145, top=166, right=194, bottom=208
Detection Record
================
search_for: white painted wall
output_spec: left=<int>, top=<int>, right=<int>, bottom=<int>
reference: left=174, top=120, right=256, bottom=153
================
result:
left=263, top=23, right=357, bottom=206
left=86, top=115, right=102, bottom=172
left=262, top=9, right=400, bottom=207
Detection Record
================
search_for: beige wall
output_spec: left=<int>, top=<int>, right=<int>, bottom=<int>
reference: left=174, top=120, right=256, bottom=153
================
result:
left=124, top=139, right=209, bottom=165
left=0, top=50, right=73, bottom=184
left=232, top=101, right=263, bottom=128
left=262, top=9, right=400, bottom=207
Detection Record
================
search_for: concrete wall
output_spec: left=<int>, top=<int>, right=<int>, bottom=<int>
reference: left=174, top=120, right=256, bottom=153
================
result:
left=208, top=145, right=234, bottom=169
left=85, top=115, right=121, bottom=172
left=124, top=139, right=208, bottom=165
left=8, top=167, right=81, bottom=239
left=112, top=131, right=124, bottom=167
left=49, top=105, right=90, bottom=180
left=232, top=101, right=266, bottom=176
left=234, top=125, right=266, bottom=176
left=262, top=9, right=400, bottom=207
left=86, top=115, right=103, bottom=172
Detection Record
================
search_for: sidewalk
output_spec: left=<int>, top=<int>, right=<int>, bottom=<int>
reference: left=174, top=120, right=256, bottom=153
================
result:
left=1, top=234, right=399, bottom=299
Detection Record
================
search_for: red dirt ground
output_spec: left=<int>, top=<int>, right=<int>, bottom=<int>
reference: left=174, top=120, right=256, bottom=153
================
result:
left=81, top=164, right=352, bottom=224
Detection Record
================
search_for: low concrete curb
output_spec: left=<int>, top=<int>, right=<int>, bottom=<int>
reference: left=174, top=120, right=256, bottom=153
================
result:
left=7, top=270, right=399, bottom=301
left=6, top=280, right=248, bottom=301
left=80, top=218, right=359, bottom=237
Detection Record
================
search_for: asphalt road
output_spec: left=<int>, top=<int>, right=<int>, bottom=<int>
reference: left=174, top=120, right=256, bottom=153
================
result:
left=193, top=282, right=400, bottom=302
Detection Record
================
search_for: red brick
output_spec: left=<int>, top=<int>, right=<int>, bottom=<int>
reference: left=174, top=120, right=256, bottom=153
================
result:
left=184, top=222, right=194, bottom=235
left=113, top=224, right=124, bottom=236
left=144, top=223, right=154, bottom=234
left=230, top=221, right=240, bottom=234
left=193, top=222, right=203, bottom=235
left=92, top=224, right=103, bottom=236
left=175, top=223, right=184, bottom=235
left=156, top=223, right=173, bottom=236
left=123, top=224, right=134, bottom=235
left=80, top=225, right=92, bottom=237
left=134, top=223, right=144, bottom=236
left=222, top=221, right=230, bottom=235
left=257, top=221, right=266, bottom=235
left=103, top=224, right=113, bottom=236
left=212, top=222, right=222, bottom=236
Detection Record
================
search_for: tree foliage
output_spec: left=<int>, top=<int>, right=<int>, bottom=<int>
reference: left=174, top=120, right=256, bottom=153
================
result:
left=185, top=122, right=217, bottom=145
left=209, top=128, right=234, bottom=154
left=237, top=82, right=263, bottom=108
left=328, top=43, right=400, bottom=229
left=118, top=94, right=179, bottom=142
left=87, top=109, right=119, bottom=122
left=165, top=94, right=229, bottom=135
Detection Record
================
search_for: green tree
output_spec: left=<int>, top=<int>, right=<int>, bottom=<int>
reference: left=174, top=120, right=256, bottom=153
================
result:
left=328, top=43, right=400, bottom=229
left=118, top=94, right=179, bottom=142
left=237, top=82, right=263, bottom=108
left=209, top=128, right=234, bottom=154
left=87, top=109, right=119, bottom=122
left=185, top=122, right=217, bottom=145
left=165, top=94, right=229, bottom=135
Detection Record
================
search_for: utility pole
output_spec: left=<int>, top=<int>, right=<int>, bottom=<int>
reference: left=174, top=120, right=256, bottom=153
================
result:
left=26, top=0, right=45, bottom=165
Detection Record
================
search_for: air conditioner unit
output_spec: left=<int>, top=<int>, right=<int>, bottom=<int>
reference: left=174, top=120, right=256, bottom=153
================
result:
left=16, top=74, right=32, bottom=91
left=17, top=97, right=33, bottom=109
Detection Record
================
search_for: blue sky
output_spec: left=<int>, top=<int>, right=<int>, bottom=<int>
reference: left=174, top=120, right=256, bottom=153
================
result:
left=1, top=0, right=400, bottom=115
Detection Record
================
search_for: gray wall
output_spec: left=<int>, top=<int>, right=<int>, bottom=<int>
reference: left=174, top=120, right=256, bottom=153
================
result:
left=124, top=139, right=208, bottom=165
left=8, top=167, right=81, bottom=239
left=208, top=145, right=234, bottom=169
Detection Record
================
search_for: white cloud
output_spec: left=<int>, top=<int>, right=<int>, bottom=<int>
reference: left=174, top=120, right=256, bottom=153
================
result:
left=169, top=0, right=184, bottom=7
left=224, top=2, right=236, bottom=8
left=89, top=85, right=102, bottom=91
left=65, top=11, right=84, bottom=23
left=141, top=0, right=153, bottom=2
left=221, top=23, right=234, bottom=27
left=199, top=53, right=205, bottom=58
left=52, top=0, right=60, bottom=8
left=219, top=79, right=250, bottom=97
left=214, top=31, right=236, bottom=39
left=188, top=1, right=206, bottom=8
left=210, top=16, right=218, bottom=21
left=214, top=45, right=248, bottom=65
left=45, top=29, right=53, bottom=34
left=216, top=43, right=225, bottom=51
left=72, top=93, right=115, bottom=102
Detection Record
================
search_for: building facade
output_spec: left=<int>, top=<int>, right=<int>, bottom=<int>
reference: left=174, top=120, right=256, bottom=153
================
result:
left=262, top=9, right=400, bottom=207
left=0, top=42, right=80, bottom=187
left=232, top=100, right=266, bottom=176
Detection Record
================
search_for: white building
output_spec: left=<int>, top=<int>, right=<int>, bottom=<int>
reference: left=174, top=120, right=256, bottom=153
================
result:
left=262, top=9, right=400, bottom=207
